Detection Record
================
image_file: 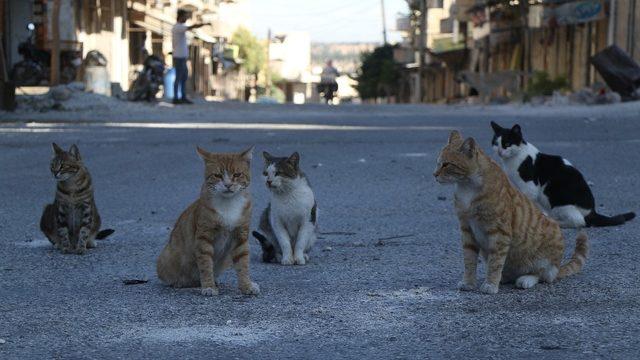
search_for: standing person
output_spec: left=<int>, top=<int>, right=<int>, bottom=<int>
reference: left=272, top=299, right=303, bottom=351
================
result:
left=172, top=9, right=207, bottom=105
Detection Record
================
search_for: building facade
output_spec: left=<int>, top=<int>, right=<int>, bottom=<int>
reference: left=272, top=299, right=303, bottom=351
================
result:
left=397, top=0, right=640, bottom=103
left=1, top=0, right=248, bottom=99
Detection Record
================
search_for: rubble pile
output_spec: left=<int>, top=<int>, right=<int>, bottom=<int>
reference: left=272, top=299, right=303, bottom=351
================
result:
left=15, top=82, right=131, bottom=113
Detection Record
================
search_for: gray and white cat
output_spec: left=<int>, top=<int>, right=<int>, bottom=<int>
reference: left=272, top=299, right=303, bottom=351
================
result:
left=252, top=151, right=318, bottom=265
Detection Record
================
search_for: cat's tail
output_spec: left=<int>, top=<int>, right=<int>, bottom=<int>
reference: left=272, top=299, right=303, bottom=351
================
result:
left=558, top=231, right=589, bottom=279
left=585, top=211, right=636, bottom=227
left=96, top=229, right=115, bottom=240
left=252, top=231, right=269, bottom=247
left=252, top=231, right=276, bottom=263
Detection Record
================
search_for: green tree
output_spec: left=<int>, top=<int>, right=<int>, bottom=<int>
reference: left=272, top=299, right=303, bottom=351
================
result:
left=356, top=44, right=399, bottom=100
left=231, top=27, right=265, bottom=75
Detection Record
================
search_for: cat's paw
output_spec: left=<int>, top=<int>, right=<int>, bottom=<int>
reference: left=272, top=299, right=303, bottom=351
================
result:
left=515, top=275, right=539, bottom=289
left=280, top=256, right=294, bottom=266
left=304, top=253, right=310, bottom=262
left=200, top=287, right=219, bottom=296
left=240, top=281, right=260, bottom=296
left=479, top=282, right=499, bottom=295
left=457, top=281, right=477, bottom=291
left=294, top=254, right=306, bottom=265
left=75, top=245, right=87, bottom=255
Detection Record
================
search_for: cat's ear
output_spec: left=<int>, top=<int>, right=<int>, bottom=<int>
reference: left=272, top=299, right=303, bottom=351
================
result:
left=460, top=137, right=477, bottom=158
left=490, top=121, right=503, bottom=134
left=287, top=152, right=300, bottom=167
left=262, top=151, right=273, bottom=163
left=239, top=146, right=254, bottom=162
left=196, top=146, right=211, bottom=160
left=52, top=143, right=64, bottom=155
left=448, top=130, right=462, bottom=144
left=511, top=124, right=522, bottom=137
left=68, top=144, right=81, bottom=160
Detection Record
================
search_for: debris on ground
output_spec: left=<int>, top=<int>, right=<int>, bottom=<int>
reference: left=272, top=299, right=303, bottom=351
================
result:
left=123, top=277, right=148, bottom=285
left=376, top=234, right=415, bottom=241
left=322, top=246, right=333, bottom=252
left=13, top=81, right=140, bottom=113
left=569, top=85, right=621, bottom=105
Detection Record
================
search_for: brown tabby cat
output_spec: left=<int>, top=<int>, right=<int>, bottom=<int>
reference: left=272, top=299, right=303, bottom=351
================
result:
left=40, top=143, right=114, bottom=254
left=434, top=131, right=588, bottom=294
left=156, top=146, right=260, bottom=296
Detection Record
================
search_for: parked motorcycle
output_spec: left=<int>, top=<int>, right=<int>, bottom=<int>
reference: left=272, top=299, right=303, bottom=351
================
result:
left=10, top=23, right=81, bottom=86
left=10, top=23, right=49, bottom=86
left=128, top=55, right=165, bottom=102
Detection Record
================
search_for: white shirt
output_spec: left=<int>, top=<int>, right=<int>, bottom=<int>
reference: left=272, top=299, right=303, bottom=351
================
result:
left=172, top=23, right=189, bottom=58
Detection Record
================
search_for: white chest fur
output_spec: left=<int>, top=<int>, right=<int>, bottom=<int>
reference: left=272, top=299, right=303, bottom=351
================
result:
left=211, top=195, right=247, bottom=228
left=500, top=144, right=541, bottom=200
left=271, top=179, right=315, bottom=228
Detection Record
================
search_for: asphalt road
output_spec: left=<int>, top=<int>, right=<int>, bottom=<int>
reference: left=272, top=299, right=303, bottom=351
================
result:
left=1, top=102, right=639, bottom=359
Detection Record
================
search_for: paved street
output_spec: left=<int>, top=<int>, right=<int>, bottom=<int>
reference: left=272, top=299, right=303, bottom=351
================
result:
left=1, top=102, right=640, bottom=359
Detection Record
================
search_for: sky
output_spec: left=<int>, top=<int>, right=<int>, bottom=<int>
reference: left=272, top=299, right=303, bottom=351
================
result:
left=246, top=0, right=408, bottom=43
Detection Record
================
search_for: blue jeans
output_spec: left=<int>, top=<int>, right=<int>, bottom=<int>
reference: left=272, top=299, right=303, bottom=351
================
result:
left=173, top=57, right=188, bottom=100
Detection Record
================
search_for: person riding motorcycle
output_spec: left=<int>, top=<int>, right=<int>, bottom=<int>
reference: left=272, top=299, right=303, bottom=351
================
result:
left=318, top=60, right=339, bottom=103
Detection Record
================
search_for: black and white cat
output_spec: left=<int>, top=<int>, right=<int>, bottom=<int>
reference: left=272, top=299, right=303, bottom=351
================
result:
left=490, top=121, right=635, bottom=228
left=252, top=151, right=318, bottom=265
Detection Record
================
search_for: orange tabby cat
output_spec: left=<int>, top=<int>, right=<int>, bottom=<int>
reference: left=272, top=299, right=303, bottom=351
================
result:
left=157, top=146, right=260, bottom=296
left=434, top=131, right=588, bottom=294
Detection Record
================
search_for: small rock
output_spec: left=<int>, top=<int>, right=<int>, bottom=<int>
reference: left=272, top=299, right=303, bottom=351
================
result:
left=322, top=246, right=332, bottom=252
left=375, top=240, right=385, bottom=247
left=50, top=85, right=72, bottom=101
left=226, top=320, right=232, bottom=325
left=357, top=158, right=366, bottom=163
left=352, top=241, right=365, bottom=247
left=0, top=338, right=6, bottom=344
left=437, top=196, right=447, bottom=201
left=311, top=163, right=323, bottom=169
left=67, top=82, right=85, bottom=92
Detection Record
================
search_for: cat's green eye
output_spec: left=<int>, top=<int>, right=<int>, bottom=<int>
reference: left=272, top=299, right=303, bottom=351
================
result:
left=233, top=173, right=242, bottom=178
left=214, top=174, right=223, bottom=179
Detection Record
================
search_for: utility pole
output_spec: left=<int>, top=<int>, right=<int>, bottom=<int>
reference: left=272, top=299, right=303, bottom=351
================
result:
left=417, top=0, right=426, bottom=103
left=50, top=0, right=61, bottom=85
left=607, top=0, right=616, bottom=46
left=381, top=0, right=388, bottom=44
left=265, top=28, right=271, bottom=97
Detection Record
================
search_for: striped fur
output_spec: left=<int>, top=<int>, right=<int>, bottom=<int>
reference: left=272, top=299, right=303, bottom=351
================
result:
left=156, top=146, right=260, bottom=296
left=434, top=131, right=589, bottom=294
left=40, top=143, right=110, bottom=254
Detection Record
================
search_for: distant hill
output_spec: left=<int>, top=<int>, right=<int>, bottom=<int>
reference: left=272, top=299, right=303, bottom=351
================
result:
left=311, top=42, right=378, bottom=75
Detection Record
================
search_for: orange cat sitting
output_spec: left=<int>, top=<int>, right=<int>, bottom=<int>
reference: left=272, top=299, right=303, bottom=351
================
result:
left=157, top=146, right=260, bottom=296
left=434, top=131, right=588, bottom=294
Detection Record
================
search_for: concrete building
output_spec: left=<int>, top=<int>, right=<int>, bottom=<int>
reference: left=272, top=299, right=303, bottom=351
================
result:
left=1, top=0, right=249, bottom=99
left=269, top=31, right=312, bottom=104
left=396, top=0, right=640, bottom=103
